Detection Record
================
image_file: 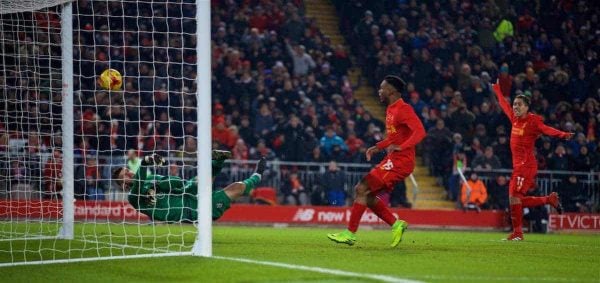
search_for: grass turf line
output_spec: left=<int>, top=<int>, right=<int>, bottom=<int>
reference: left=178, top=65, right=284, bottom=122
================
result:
left=0, top=224, right=598, bottom=282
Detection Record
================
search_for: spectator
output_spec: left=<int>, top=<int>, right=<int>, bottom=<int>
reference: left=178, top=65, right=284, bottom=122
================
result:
left=281, top=173, right=308, bottom=205
left=10, top=160, right=32, bottom=199
left=460, top=172, right=488, bottom=210
left=320, top=161, right=346, bottom=206
left=473, top=124, right=492, bottom=147
left=464, top=76, right=491, bottom=108
left=329, top=144, right=348, bottom=162
left=469, top=138, right=484, bottom=160
left=567, top=133, right=594, bottom=158
left=285, top=39, right=316, bottom=77
left=212, top=117, right=235, bottom=149
left=177, top=137, right=197, bottom=166
left=547, top=145, right=569, bottom=171
left=355, top=112, right=383, bottom=137
left=319, top=127, right=348, bottom=158
left=557, top=175, right=591, bottom=213
left=474, top=102, right=501, bottom=135
left=85, top=157, right=104, bottom=201
left=43, top=150, right=62, bottom=200
left=472, top=146, right=502, bottom=171
left=238, top=116, right=257, bottom=147
left=254, top=104, right=274, bottom=138
left=169, top=162, right=181, bottom=177
left=572, top=146, right=594, bottom=171
left=282, top=11, right=305, bottom=42
left=249, top=139, right=276, bottom=161
left=448, top=103, right=476, bottom=139
left=488, top=175, right=509, bottom=210
left=424, top=119, right=452, bottom=177
left=390, top=180, right=412, bottom=208
left=301, top=126, right=319, bottom=153
left=331, top=44, right=351, bottom=76
left=408, top=91, right=427, bottom=118
left=154, top=128, right=176, bottom=157
left=307, top=146, right=326, bottom=163
left=448, top=149, right=467, bottom=202
left=493, top=135, right=511, bottom=168
left=126, top=149, right=141, bottom=173
left=281, top=115, right=305, bottom=161
left=345, top=131, right=365, bottom=157
left=249, top=7, right=269, bottom=32
left=232, top=138, right=249, bottom=162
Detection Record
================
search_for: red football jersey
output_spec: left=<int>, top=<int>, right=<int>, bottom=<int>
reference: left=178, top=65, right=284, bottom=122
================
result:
left=494, top=85, right=569, bottom=167
left=375, top=98, right=426, bottom=158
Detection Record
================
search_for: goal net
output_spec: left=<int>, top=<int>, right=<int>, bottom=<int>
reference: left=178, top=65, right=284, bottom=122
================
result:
left=0, top=0, right=212, bottom=266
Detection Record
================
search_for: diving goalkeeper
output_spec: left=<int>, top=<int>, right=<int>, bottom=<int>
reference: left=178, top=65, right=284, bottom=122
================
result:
left=112, top=151, right=266, bottom=222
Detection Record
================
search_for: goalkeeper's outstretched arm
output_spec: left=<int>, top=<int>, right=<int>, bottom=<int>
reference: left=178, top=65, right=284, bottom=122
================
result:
left=112, top=153, right=165, bottom=194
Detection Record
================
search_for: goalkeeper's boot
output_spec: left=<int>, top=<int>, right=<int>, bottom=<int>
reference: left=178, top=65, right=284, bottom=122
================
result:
left=255, top=157, right=267, bottom=175
left=327, top=230, right=356, bottom=246
left=391, top=220, right=408, bottom=247
left=505, top=232, right=523, bottom=241
left=212, top=150, right=232, bottom=161
left=547, top=192, right=563, bottom=214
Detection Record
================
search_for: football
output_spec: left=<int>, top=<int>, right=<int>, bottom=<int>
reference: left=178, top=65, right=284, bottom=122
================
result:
left=98, top=68, right=123, bottom=91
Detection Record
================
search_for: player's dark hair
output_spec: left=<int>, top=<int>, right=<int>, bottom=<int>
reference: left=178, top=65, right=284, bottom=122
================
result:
left=112, top=167, right=125, bottom=185
left=515, top=94, right=531, bottom=106
left=383, top=75, right=406, bottom=92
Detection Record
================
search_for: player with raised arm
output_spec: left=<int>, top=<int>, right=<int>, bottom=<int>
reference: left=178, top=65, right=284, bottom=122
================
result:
left=113, top=150, right=266, bottom=222
left=492, top=81, right=572, bottom=241
left=327, top=75, right=426, bottom=247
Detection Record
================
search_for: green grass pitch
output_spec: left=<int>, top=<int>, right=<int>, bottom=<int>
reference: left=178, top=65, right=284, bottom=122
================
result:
left=1, top=224, right=599, bottom=282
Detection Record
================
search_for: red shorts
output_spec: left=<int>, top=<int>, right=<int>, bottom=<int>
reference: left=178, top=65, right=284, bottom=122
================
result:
left=364, top=153, right=414, bottom=193
left=509, top=165, right=537, bottom=197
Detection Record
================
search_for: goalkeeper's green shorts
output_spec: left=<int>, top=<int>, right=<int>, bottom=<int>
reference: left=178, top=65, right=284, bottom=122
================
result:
left=211, top=189, right=231, bottom=220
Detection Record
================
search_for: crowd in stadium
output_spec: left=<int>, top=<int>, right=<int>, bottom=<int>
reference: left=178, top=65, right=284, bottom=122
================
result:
left=0, top=0, right=598, bottom=211
left=334, top=0, right=599, bottom=207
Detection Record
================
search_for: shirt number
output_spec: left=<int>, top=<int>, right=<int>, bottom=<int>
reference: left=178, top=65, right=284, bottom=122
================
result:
left=516, top=177, right=524, bottom=189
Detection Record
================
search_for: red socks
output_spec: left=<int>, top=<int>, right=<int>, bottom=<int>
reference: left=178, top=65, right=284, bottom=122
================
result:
left=347, top=202, right=367, bottom=233
left=348, top=199, right=398, bottom=233
left=370, top=198, right=397, bottom=226
left=521, top=196, right=548, bottom=207
left=510, top=203, right=523, bottom=234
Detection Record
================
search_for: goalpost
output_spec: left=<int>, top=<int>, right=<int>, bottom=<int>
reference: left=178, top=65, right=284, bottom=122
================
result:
left=0, top=0, right=212, bottom=265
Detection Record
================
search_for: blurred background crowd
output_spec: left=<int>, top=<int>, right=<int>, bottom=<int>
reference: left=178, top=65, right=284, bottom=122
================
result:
left=0, top=0, right=598, bottom=211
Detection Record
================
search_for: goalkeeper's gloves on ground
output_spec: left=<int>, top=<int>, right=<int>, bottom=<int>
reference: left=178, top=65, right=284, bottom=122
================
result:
left=142, top=153, right=165, bottom=166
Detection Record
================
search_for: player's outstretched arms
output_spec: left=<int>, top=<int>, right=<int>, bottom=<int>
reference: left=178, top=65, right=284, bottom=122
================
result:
left=491, top=80, right=514, bottom=120
left=538, top=122, right=574, bottom=140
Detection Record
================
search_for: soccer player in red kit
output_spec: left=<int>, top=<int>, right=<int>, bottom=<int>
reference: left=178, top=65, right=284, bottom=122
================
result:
left=327, top=75, right=426, bottom=247
left=492, top=81, right=572, bottom=241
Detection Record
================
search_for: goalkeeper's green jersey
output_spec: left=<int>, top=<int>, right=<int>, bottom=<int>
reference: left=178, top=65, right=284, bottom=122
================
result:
left=128, top=165, right=198, bottom=222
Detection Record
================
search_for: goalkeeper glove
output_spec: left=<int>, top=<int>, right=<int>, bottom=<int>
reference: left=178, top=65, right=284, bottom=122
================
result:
left=147, top=189, right=157, bottom=205
left=142, top=153, right=165, bottom=166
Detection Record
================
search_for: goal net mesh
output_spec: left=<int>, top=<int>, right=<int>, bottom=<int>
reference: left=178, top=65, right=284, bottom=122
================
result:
left=0, top=0, right=201, bottom=264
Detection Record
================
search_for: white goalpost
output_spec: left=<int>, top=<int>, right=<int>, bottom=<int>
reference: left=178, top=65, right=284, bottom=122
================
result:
left=59, top=1, right=74, bottom=241
left=0, top=0, right=212, bottom=265
left=193, top=0, right=212, bottom=257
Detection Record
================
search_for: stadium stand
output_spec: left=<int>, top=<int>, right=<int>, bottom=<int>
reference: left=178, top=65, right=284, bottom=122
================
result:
left=0, top=0, right=598, bottom=211
left=334, top=0, right=599, bottom=209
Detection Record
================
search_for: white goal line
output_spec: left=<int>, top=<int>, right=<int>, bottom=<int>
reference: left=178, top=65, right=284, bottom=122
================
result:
left=213, top=256, right=423, bottom=283
left=0, top=234, right=183, bottom=267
